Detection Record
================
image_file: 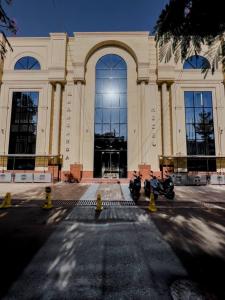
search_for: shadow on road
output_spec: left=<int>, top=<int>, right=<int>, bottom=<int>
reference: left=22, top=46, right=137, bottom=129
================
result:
left=151, top=207, right=225, bottom=300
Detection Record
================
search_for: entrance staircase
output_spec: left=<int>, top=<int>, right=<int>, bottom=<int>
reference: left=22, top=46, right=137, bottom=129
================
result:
left=80, top=178, right=130, bottom=184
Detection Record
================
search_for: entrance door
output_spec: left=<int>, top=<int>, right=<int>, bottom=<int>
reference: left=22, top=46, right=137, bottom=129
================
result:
left=102, top=152, right=120, bottom=178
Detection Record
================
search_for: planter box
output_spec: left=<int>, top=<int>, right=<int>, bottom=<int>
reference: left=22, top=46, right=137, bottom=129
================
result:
left=33, top=173, right=52, bottom=183
left=0, top=173, right=12, bottom=183
left=14, top=173, right=33, bottom=183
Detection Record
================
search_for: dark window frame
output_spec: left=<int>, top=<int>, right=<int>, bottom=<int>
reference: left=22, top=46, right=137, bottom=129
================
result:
left=185, top=91, right=215, bottom=156
left=94, top=54, right=128, bottom=178
left=8, top=92, right=39, bottom=170
left=183, top=55, right=210, bottom=70
left=14, top=56, right=41, bottom=70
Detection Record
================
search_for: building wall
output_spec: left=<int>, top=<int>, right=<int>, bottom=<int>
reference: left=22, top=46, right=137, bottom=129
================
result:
left=0, top=32, right=224, bottom=178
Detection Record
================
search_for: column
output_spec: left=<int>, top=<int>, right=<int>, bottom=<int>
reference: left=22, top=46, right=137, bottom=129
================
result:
left=52, top=83, right=62, bottom=155
left=0, top=83, right=8, bottom=155
left=140, top=81, right=145, bottom=163
left=161, top=82, right=172, bottom=156
left=46, top=83, right=53, bottom=154
left=76, top=81, right=82, bottom=162
left=67, top=81, right=84, bottom=181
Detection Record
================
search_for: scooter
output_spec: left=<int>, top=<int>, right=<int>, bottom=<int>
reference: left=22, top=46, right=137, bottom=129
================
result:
left=144, top=179, right=151, bottom=198
left=144, top=176, right=175, bottom=200
left=129, top=176, right=142, bottom=201
left=159, top=176, right=175, bottom=199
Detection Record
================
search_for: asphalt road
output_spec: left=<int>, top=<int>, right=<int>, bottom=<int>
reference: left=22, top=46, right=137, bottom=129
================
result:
left=1, top=184, right=225, bottom=299
left=3, top=207, right=189, bottom=300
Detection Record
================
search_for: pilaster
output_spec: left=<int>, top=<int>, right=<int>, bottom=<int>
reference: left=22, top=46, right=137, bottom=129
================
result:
left=51, top=82, right=62, bottom=155
left=161, top=82, right=172, bottom=156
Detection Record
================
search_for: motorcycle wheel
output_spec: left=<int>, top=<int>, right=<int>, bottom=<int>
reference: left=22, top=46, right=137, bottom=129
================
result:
left=166, top=191, right=175, bottom=200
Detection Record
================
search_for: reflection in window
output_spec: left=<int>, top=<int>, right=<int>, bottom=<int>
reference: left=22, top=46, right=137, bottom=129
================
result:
left=183, top=55, right=210, bottom=70
left=8, top=92, right=39, bottom=170
left=14, top=56, right=41, bottom=70
left=94, top=54, right=127, bottom=178
left=184, top=91, right=216, bottom=171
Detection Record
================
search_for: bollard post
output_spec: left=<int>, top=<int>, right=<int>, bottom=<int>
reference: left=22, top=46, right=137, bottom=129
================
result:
left=42, top=186, right=53, bottom=209
left=148, top=192, right=157, bottom=212
left=0, top=192, right=12, bottom=209
left=96, top=193, right=103, bottom=211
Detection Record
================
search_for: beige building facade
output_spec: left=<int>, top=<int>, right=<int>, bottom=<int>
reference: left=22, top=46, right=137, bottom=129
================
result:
left=0, top=32, right=225, bottom=181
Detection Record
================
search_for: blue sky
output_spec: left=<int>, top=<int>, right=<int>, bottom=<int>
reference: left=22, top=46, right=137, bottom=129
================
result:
left=6, top=0, right=169, bottom=36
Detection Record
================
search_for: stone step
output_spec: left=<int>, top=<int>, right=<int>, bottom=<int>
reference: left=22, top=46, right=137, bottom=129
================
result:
left=81, top=178, right=129, bottom=184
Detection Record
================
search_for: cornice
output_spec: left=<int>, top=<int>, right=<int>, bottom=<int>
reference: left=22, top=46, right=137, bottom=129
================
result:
left=74, top=31, right=150, bottom=38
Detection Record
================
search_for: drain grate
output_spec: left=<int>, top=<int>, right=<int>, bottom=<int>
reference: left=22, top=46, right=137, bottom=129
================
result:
left=75, top=200, right=135, bottom=207
left=6, top=199, right=135, bottom=207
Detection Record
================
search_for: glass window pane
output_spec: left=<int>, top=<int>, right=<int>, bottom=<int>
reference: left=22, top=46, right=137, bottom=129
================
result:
left=120, top=109, right=127, bottom=123
left=103, top=94, right=111, bottom=108
left=111, top=94, right=119, bottom=108
left=194, top=92, right=203, bottom=107
left=120, top=95, right=127, bottom=108
left=96, top=69, right=110, bottom=79
left=30, top=92, right=39, bottom=107
left=95, top=124, right=102, bottom=135
left=96, top=80, right=102, bottom=93
left=111, top=69, right=126, bottom=78
left=120, top=124, right=127, bottom=139
left=184, top=92, right=194, bottom=107
left=196, top=141, right=205, bottom=154
left=185, top=108, right=195, bottom=123
left=208, top=141, right=216, bottom=155
left=111, top=109, right=119, bottom=123
left=203, top=109, right=213, bottom=123
left=195, top=108, right=203, bottom=123
left=203, top=92, right=212, bottom=107
left=96, top=94, right=103, bottom=108
left=111, top=124, right=119, bottom=137
left=103, top=124, right=110, bottom=134
left=204, top=124, right=214, bottom=137
left=186, top=124, right=195, bottom=140
left=187, top=140, right=196, bottom=154
left=103, top=109, right=110, bottom=123
left=95, top=109, right=102, bottom=123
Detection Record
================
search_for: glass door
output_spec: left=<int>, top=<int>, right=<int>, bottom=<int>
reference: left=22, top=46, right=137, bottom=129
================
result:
left=102, top=152, right=120, bottom=178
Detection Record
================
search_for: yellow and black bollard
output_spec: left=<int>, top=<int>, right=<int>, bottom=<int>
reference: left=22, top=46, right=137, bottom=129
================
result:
left=148, top=192, right=157, bottom=212
left=42, top=186, right=53, bottom=209
left=0, top=192, right=12, bottom=209
left=96, top=193, right=103, bottom=212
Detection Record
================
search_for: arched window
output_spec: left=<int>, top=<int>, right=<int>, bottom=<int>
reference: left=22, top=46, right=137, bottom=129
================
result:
left=14, top=56, right=41, bottom=70
left=94, top=54, right=127, bottom=178
left=183, top=55, right=210, bottom=70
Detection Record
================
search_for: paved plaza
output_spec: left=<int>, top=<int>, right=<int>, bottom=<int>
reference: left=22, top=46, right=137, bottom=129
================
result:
left=0, top=183, right=225, bottom=299
left=1, top=182, right=225, bottom=203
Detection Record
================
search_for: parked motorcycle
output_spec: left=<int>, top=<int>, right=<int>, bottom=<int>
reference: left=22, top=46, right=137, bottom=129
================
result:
left=129, top=175, right=142, bottom=201
left=160, top=176, right=175, bottom=199
left=144, top=175, right=175, bottom=200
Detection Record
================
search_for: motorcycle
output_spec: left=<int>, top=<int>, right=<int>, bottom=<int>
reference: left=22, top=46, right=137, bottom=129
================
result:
left=144, top=176, right=175, bottom=200
left=129, top=175, right=142, bottom=201
left=159, top=176, right=175, bottom=199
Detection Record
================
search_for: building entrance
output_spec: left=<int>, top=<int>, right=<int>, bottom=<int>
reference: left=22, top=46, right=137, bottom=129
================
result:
left=102, top=152, right=119, bottom=178
left=94, top=150, right=127, bottom=178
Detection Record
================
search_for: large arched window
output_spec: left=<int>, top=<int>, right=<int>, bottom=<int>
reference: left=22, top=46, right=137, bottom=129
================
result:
left=183, top=55, right=210, bottom=70
left=14, top=56, right=41, bottom=70
left=94, top=54, right=127, bottom=178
